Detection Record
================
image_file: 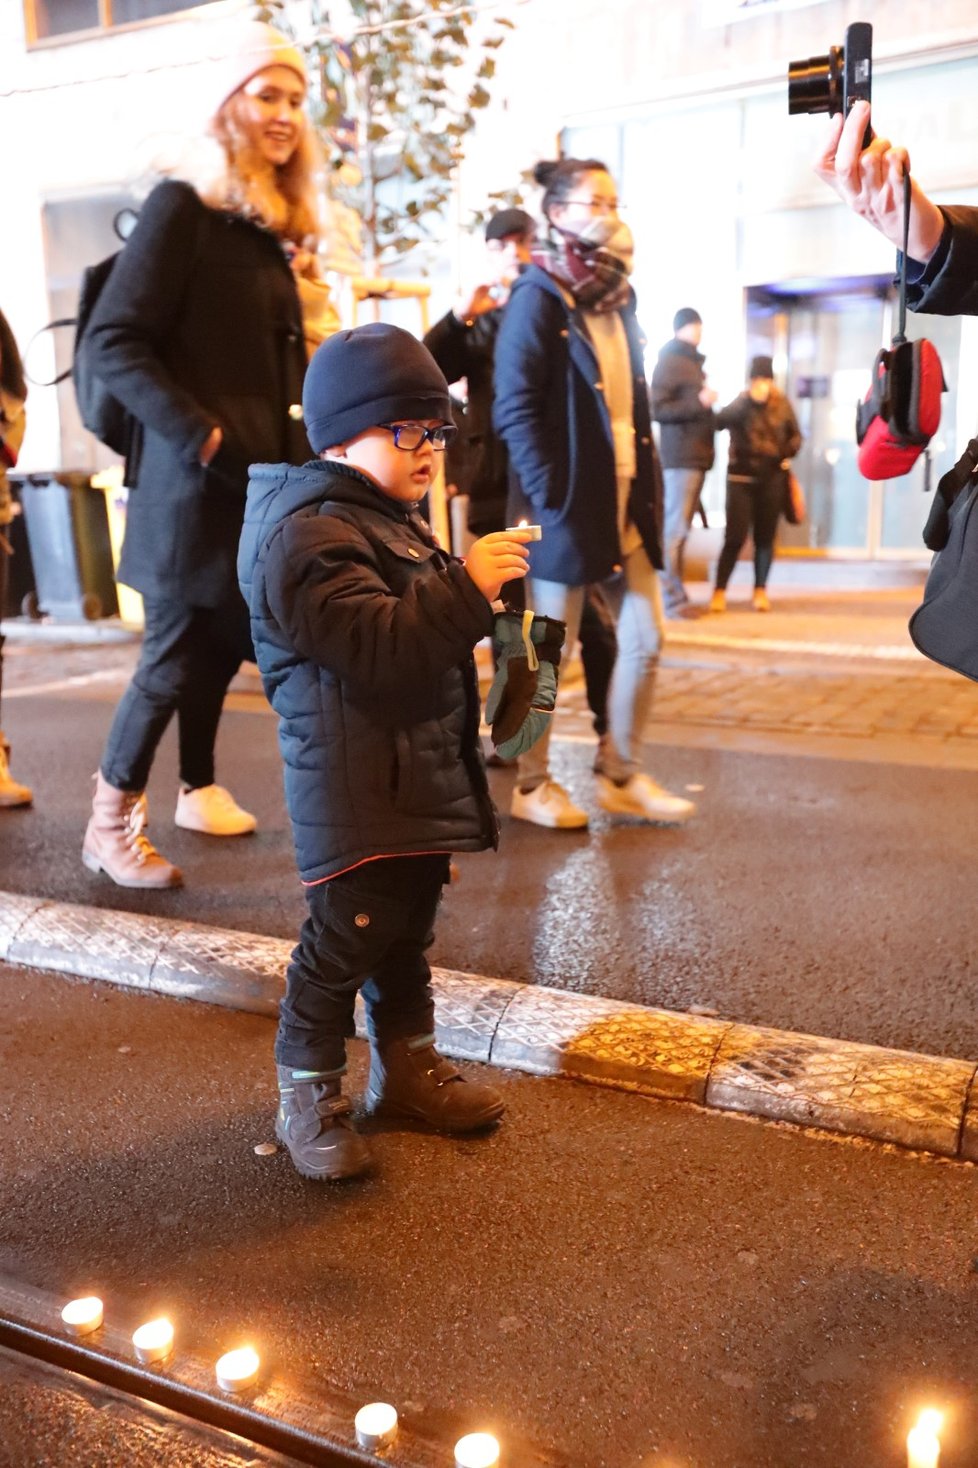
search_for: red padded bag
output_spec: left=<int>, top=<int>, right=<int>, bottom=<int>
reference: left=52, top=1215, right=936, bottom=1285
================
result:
left=857, top=338, right=946, bottom=480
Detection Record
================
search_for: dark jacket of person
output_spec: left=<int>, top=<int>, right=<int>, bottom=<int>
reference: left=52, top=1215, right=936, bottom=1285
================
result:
left=649, top=337, right=716, bottom=470
left=86, top=179, right=310, bottom=608
left=905, top=205, right=978, bottom=316
left=424, top=308, right=509, bottom=536
left=715, top=389, right=802, bottom=480
left=237, top=459, right=498, bottom=884
left=493, top=265, right=663, bottom=586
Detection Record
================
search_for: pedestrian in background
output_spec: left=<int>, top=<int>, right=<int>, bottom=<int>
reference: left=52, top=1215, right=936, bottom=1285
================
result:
left=650, top=306, right=717, bottom=616
left=494, top=156, right=694, bottom=830
left=0, top=308, right=32, bottom=808
left=81, top=21, right=323, bottom=890
left=238, top=324, right=533, bottom=1182
left=425, top=204, right=617, bottom=764
left=709, top=356, right=802, bottom=614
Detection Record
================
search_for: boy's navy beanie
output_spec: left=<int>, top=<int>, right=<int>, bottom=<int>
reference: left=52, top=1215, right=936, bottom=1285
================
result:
left=302, top=324, right=452, bottom=453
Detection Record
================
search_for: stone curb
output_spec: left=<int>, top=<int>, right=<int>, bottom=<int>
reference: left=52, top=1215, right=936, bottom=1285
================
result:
left=2, top=890, right=976, bottom=1161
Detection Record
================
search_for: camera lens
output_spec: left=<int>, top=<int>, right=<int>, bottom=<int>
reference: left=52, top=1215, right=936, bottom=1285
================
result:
left=787, top=46, right=843, bottom=115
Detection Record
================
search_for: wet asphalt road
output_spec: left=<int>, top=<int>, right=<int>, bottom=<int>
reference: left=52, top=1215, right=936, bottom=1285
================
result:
left=2, top=967, right=978, bottom=1468
left=1, top=688, right=977, bottom=1060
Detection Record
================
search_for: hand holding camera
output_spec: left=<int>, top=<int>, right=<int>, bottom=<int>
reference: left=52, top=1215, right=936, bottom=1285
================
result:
left=790, top=21, right=944, bottom=264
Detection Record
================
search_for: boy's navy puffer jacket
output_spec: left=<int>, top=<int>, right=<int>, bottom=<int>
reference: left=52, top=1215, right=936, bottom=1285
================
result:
left=238, top=460, right=498, bottom=883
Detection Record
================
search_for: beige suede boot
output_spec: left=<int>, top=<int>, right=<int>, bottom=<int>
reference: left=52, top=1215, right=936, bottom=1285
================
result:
left=82, top=772, right=183, bottom=889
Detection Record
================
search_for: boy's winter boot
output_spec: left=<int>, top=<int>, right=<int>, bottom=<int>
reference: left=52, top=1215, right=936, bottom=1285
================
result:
left=365, top=1035, right=505, bottom=1133
left=82, top=771, right=183, bottom=888
left=275, top=1066, right=372, bottom=1182
left=0, top=734, right=32, bottom=807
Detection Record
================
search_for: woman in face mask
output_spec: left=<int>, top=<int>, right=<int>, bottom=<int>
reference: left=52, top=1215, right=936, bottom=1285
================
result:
left=493, top=157, right=695, bottom=832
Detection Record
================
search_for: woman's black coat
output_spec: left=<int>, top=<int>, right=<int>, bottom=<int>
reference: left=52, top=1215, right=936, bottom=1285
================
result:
left=492, top=266, right=664, bottom=586
left=86, top=179, right=310, bottom=608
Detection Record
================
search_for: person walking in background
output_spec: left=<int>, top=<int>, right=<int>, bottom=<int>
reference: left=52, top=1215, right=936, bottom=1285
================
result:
left=425, top=204, right=618, bottom=764
left=425, top=207, right=536, bottom=541
left=81, top=20, right=325, bottom=889
left=494, top=156, right=695, bottom=831
left=0, top=309, right=32, bottom=808
left=709, top=356, right=802, bottom=614
left=238, top=324, right=533, bottom=1181
left=650, top=307, right=717, bottom=616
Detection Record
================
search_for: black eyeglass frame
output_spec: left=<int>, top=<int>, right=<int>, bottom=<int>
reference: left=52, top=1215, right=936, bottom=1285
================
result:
left=380, top=422, right=457, bottom=452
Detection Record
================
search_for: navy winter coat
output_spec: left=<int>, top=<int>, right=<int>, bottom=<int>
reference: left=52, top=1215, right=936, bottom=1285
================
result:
left=86, top=180, right=309, bottom=607
left=492, top=265, right=664, bottom=586
left=238, top=460, right=497, bottom=883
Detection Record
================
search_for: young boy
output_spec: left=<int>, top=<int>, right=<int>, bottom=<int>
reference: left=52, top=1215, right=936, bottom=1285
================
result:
left=238, top=323, right=532, bottom=1181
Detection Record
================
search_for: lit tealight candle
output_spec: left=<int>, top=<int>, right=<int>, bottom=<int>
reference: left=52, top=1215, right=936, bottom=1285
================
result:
left=454, top=1432, right=501, bottom=1468
left=132, top=1317, right=174, bottom=1365
left=354, top=1401, right=398, bottom=1450
left=215, top=1345, right=260, bottom=1393
left=505, top=520, right=542, bottom=540
left=61, top=1296, right=103, bottom=1336
left=907, top=1410, right=943, bottom=1468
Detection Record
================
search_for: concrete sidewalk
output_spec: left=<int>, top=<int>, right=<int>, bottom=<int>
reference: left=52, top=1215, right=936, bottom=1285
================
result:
left=3, top=890, right=976, bottom=1163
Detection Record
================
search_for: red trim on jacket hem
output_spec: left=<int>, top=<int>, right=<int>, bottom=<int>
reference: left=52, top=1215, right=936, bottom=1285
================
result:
left=301, top=850, right=455, bottom=886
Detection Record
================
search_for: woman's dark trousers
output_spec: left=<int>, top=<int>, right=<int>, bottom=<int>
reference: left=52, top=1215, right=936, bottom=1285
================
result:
left=715, top=473, right=784, bottom=592
left=100, top=593, right=253, bottom=792
left=275, top=854, right=451, bottom=1073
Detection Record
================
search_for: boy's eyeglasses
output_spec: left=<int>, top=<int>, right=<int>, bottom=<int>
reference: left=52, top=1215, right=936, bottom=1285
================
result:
left=381, top=423, right=457, bottom=452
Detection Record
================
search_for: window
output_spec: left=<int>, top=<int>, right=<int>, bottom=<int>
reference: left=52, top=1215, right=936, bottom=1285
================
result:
left=28, top=0, right=221, bottom=42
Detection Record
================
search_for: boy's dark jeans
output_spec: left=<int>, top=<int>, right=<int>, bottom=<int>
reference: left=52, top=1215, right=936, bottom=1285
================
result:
left=275, top=854, right=451, bottom=1073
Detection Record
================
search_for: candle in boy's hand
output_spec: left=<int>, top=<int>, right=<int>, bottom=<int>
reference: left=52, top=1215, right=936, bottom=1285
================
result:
left=505, top=519, right=541, bottom=540
left=907, top=1410, right=942, bottom=1468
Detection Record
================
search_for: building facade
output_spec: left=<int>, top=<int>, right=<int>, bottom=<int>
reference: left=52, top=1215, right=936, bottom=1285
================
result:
left=4, top=0, right=978, bottom=562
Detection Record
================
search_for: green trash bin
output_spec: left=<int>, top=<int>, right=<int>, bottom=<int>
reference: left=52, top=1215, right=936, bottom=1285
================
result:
left=15, top=472, right=119, bottom=622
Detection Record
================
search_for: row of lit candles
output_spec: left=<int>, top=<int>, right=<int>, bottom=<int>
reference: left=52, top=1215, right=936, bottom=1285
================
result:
left=59, top=1296, right=501, bottom=1465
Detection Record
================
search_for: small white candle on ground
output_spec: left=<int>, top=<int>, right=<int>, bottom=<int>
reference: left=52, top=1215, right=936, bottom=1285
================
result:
left=61, top=1297, right=103, bottom=1336
left=132, top=1317, right=174, bottom=1365
left=505, top=520, right=542, bottom=540
left=907, top=1410, right=943, bottom=1468
left=215, top=1346, right=260, bottom=1393
left=354, top=1401, right=398, bottom=1450
left=454, top=1432, right=501, bottom=1468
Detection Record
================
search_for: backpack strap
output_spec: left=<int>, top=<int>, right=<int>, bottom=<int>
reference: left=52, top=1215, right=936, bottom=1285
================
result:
left=23, top=319, right=77, bottom=388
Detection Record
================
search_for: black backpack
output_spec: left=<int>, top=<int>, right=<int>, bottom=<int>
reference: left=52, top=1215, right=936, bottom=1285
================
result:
left=28, top=210, right=137, bottom=457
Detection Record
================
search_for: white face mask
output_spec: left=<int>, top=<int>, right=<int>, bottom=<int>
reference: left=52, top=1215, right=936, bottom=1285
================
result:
left=573, top=215, right=634, bottom=274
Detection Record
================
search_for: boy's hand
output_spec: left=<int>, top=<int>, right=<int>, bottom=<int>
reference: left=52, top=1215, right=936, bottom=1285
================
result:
left=464, top=529, right=533, bottom=603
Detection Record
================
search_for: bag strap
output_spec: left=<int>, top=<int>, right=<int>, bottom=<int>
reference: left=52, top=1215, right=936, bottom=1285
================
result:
left=23, top=319, right=76, bottom=388
left=894, top=170, right=912, bottom=346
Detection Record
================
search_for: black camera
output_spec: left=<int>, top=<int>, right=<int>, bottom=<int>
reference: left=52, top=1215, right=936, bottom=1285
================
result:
left=788, top=21, right=872, bottom=118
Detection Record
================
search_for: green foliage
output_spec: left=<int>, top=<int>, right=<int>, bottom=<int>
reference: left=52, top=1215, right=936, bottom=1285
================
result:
left=306, top=0, right=515, bottom=269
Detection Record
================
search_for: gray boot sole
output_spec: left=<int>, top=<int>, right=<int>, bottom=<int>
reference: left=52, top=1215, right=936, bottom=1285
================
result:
left=364, top=1089, right=504, bottom=1133
left=274, top=1119, right=372, bottom=1182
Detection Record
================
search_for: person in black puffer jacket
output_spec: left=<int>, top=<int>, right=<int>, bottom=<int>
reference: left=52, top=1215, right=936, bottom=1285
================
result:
left=238, top=323, right=534, bottom=1183
left=710, top=355, right=802, bottom=613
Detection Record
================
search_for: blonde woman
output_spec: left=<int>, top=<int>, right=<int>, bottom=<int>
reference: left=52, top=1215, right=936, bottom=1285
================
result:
left=83, top=21, right=331, bottom=889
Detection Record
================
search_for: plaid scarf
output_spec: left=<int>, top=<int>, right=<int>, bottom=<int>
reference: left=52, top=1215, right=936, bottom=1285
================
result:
left=530, top=231, right=632, bottom=314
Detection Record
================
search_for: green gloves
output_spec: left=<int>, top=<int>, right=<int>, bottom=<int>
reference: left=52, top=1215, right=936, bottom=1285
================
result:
left=485, top=610, right=566, bottom=760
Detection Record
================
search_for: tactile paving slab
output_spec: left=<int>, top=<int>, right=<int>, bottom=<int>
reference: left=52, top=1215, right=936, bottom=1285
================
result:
left=706, top=1024, right=977, bottom=1156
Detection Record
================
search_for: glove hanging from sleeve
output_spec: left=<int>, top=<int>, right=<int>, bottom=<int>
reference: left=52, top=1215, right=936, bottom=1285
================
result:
left=485, top=609, right=566, bottom=760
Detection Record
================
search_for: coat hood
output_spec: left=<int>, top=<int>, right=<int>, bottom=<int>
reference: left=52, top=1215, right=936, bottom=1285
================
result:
left=238, top=459, right=408, bottom=611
